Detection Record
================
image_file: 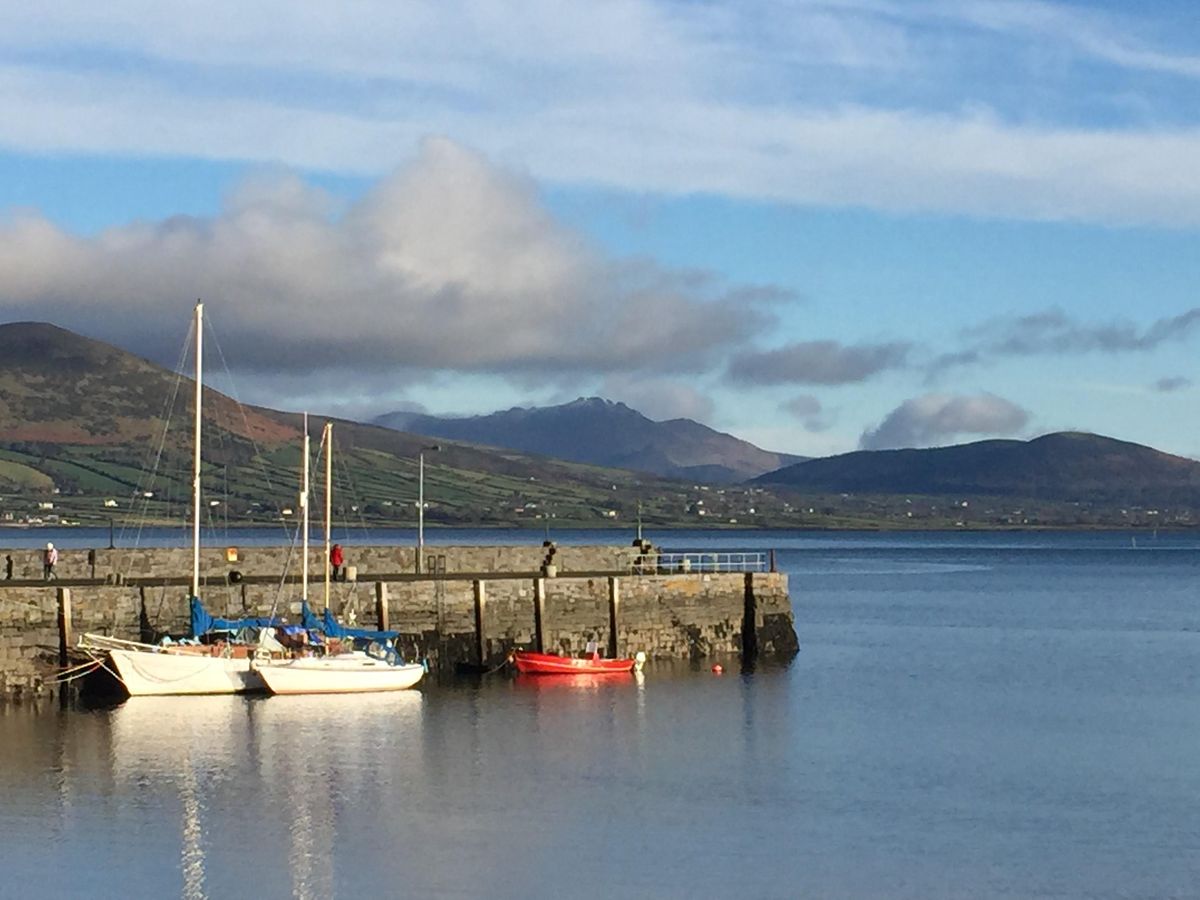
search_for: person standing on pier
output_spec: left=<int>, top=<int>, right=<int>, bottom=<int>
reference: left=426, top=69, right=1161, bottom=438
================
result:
left=43, top=542, right=58, bottom=581
left=4, top=554, right=12, bottom=580
left=330, top=543, right=345, bottom=582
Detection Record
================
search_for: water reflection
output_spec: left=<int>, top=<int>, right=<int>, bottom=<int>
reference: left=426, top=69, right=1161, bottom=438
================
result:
left=89, top=694, right=427, bottom=899
left=248, top=694, right=423, bottom=900
left=0, top=664, right=790, bottom=898
left=512, top=672, right=636, bottom=692
left=103, top=698, right=249, bottom=899
left=3, top=665, right=816, bottom=898
left=178, top=754, right=206, bottom=900
left=10, top=535, right=1200, bottom=898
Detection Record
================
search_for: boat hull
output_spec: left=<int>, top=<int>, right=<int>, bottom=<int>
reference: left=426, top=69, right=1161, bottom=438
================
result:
left=512, top=650, right=636, bottom=675
left=256, top=657, right=425, bottom=694
left=107, top=648, right=265, bottom=696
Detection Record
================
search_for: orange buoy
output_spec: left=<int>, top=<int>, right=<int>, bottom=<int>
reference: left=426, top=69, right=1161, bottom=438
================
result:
left=711, top=664, right=724, bottom=674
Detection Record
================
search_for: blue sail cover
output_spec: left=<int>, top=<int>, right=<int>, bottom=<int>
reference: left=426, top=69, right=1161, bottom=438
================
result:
left=299, top=600, right=323, bottom=632
left=321, top=606, right=398, bottom=642
left=296, top=600, right=397, bottom=642
left=190, top=596, right=281, bottom=638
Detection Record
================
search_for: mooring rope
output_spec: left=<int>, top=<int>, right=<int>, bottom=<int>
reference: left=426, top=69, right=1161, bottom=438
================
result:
left=44, top=659, right=102, bottom=685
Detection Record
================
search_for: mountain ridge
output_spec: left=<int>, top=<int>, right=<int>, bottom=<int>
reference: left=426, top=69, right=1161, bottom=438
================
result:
left=374, top=396, right=803, bottom=482
left=0, top=321, right=701, bottom=525
left=5, top=320, right=1200, bottom=528
left=755, top=431, right=1200, bottom=505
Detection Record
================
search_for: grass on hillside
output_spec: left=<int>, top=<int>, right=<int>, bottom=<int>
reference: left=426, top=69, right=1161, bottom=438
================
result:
left=0, top=457, right=56, bottom=491
left=2, top=439, right=1194, bottom=531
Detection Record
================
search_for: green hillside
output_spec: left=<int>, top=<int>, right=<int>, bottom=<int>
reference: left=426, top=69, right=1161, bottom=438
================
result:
left=4, top=322, right=1200, bottom=531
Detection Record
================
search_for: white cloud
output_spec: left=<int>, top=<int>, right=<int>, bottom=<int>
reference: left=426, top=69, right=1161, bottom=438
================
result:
left=1, top=2, right=1200, bottom=224
left=0, top=140, right=771, bottom=400
left=919, top=0, right=1200, bottom=79
left=860, top=392, right=1030, bottom=450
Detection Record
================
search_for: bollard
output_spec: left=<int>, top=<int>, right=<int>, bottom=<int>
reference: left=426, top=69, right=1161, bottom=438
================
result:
left=57, top=588, right=72, bottom=669
left=473, top=579, right=487, bottom=667
left=533, top=577, right=546, bottom=653
left=375, top=582, right=389, bottom=632
left=607, top=576, right=620, bottom=659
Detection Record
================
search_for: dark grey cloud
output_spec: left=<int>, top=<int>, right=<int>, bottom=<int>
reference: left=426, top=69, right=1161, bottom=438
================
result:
left=966, top=308, right=1200, bottom=356
left=0, top=139, right=780, bottom=399
left=782, top=395, right=821, bottom=418
left=860, top=392, right=1030, bottom=450
left=924, top=349, right=983, bottom=381
left=779, top=394, right=833, bottom=432
left=1153, top=376, right=1192, bottom=393
left=926, top=308, right=1200, bottom=380
left=728, top=340, right=910, bottom=386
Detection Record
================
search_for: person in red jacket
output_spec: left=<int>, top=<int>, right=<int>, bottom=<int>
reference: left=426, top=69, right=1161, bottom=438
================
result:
left=330, top=543, right=345, bottom=582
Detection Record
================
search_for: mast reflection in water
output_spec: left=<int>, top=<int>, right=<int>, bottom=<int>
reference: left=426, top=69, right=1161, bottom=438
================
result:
left=7, top=531, right=1200, bottom=899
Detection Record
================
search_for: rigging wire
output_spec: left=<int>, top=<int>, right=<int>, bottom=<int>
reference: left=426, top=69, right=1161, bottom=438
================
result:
left=118, top=321, right=193, bottom=575
left=205, top=318, right=292, bottom=538
left=331, top=444, right=374, bottom=542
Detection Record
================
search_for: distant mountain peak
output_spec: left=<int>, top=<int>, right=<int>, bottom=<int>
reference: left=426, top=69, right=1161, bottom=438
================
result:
left=374, top=396, right=803, bottom=482
left=563, top=396, right=636, bottom=413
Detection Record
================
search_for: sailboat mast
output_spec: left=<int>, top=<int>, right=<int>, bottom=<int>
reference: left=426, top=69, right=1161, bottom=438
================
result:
left=324, top=422, right=332, bottom=611
left=301, top=412, right=310, bottom=602
left=191, top=300, right=203, bottom=600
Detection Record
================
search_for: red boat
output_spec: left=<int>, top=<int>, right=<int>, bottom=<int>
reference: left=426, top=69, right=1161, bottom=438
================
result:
left=512, top=649, right=641, bottom=675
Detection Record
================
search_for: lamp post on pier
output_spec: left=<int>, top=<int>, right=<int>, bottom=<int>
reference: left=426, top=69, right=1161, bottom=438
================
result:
left=418, top=444, right=440, bottom=571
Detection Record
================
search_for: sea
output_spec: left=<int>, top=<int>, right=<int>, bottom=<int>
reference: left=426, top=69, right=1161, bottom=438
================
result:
left=2, top=528, right=1199, bottom=899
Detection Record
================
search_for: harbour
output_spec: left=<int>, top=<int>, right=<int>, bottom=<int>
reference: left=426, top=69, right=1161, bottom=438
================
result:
left=0, top=531, right=797, bottom=700
left=4, top=529, right=1200, bottom=898
left=4, top=5, right=1198, bottom=895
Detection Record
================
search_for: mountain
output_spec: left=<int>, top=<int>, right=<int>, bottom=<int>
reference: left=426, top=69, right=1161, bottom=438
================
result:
left=374, top=397, right=803, bottom=482
left=0, top=322, right=292, bottom=447
left=9, top=321, right=1198, bottom=529
left=0, top=322, right=698, bottom=526
left=755, top=432, right=1200, bottom=505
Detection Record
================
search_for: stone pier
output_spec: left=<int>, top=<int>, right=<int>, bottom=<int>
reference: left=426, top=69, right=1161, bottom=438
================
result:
left=0, top=544, right=798, bottom=699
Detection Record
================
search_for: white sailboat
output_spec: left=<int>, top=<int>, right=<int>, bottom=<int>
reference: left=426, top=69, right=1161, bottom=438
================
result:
left=256, top=421, right=425, bottom=695
left=79, top=301, right=268, bottom=696
left=255, top=652, right=425, bottom=694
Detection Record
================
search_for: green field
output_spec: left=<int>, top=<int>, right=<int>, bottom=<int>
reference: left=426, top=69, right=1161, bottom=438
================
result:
left=0, top=439, right=1192, bottom=532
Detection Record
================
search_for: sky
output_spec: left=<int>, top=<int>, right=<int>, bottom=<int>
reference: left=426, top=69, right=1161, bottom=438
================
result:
left=2, top=0, right=1200, bottom=458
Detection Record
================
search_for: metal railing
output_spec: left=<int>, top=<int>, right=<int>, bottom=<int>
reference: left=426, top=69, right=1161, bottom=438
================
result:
left=631, top=551, right=767, bottom=574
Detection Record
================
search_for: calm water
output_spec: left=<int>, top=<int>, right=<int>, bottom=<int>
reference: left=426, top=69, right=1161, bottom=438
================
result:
left=3, top=529, right=1200, bottom=898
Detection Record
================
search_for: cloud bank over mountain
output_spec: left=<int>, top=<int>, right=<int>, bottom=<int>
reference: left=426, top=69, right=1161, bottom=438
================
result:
left=860, top=393, right=1031, bottom=450
left=0, top=139, right=775, bottom=401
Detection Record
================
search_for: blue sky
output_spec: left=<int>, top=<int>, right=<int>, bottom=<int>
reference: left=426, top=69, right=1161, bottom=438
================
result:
left=2, top=0, right=1200, bottom=458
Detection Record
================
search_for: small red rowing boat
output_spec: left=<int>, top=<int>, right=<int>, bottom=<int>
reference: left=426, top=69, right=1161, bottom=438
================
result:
left=512, top=650, right=641, bottom=675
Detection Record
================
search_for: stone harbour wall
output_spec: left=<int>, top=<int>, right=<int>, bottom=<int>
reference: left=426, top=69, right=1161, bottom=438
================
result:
left=0, top=546, right=797, bottom=699
left=0, top=543, right=643, bottom=582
